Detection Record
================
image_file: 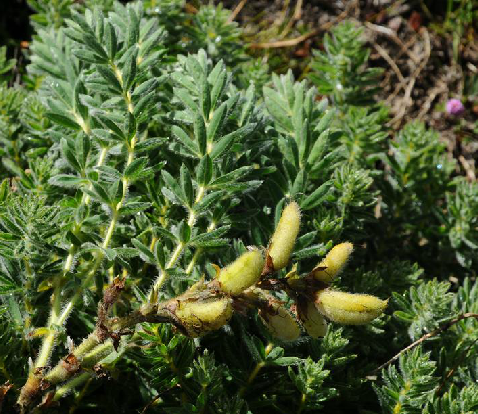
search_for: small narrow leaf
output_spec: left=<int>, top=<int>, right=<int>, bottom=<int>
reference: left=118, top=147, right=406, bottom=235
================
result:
left=47, top=112, right=81, bottom=131
left=124, top=157, right=148, bottom=181
left=194, top=112, right=207, bottom=155
left=196, top=155, right=213, bottom=186
left=132, top=238, right=155, bottom=264
left=209, top=124, right=255, bottom=160
left=61, top=138, right=82, bottom=172
left=301, top=182, right=331, bottom=210
left=171, top=126, right=199, bottom=156
left=180, top=165, right=194, bottom=207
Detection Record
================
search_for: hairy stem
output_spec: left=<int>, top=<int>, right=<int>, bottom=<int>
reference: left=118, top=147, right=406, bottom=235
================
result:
left=149, top=186, right=207, bottom=296
left=19, top=65, right=139, bottom=408
left=53, top=373, right=91, bottom=402
left=185, top=221, right=216, bottom=274
left=33, top=146, right=109, bottom=374
left=238, top=343, right=273, bottom=397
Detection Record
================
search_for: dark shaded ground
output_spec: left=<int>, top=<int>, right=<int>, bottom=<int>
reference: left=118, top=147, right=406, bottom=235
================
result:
left=0, top=0, right=32, bottom=46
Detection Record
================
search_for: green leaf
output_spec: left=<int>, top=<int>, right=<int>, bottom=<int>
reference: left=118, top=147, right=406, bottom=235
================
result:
left=124, top=157, right=148, bottom=181
left=273, top=357, right=301, bottom=366
left=105, top=22, right=117, bottom=59
left=132, top=238, right=155, bottom=264
left=301, top=182, right=331, bottom=210
left=46, top=112, right=81, bottom=131
left=209, top=62, right=227, bottom=110
left=91, top=182, right=112, bottom=205
left=194, top=112, right=207, bottom=155
left=49, top=175, right=86, bottom=188
left=122, top=49, right=138, bottom=91
left=94, top=116, right=124, bottom=139
left=308, top=129, right=329, bottom=165
left=195, top=191, right=223, bottom=213
left=209, top=124, right=255, bottom=160
left=61, top=138, right=82, bottom=172
left=189, top=226, right=230, bottom=248
left=199, top=72, right=211, bottom=120
left=171, top=126, right=199, bottom=156
left=82, top=32, right=108, bottom=61
left=264, top=86, right=293, bottom=132
left=291, top=169, right=306, bottom=197
left=154, top=240, right=165, bottom=269
left=103, top=248, right=117, bottom=261
left=196, top=155, right=213, bottom=186
left=134, top=91, right=157, bottom=119
left=180, top=165, right=194, bottom=207
left=135, top=137, right=166, bottom=153
left=0, top=179, right=8, bottom=202
left=72, top=48, right=106, bottom=64
left=209, top=166, right=252, bottom=187
left=0, top=275, right=21, bottom=295
left=127, top=7, right=140, bottom=47
left=132, top=78, right=159, bottom=99
left=153, top=226, right=177, bottom=242
left=76, top=133, right=91, bottom=168
left=66, top=231, right=82, bottom=246
left=177, top=221, right=191, bottom=243
left=97, top=66, right=123, bottom=92
left=207, top=102, right=227, bottom=142
left=161, top=170, right=184, bottom=204
left=175, top=88, right=198, bottom=112
left=114, top=248, right=139, bottom=258
left=121, top=201, right=152, bottom=215
left=125, top=111, right=136, bottom=139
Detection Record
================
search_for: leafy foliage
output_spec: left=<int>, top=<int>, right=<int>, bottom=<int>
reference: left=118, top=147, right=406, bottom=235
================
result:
left=374, top=347, right=438, bottom=414
left=187, top=3, right=244, bottom=67
left=309, top=21, right=382, bottom=107
left=0, top=2, right=477, bottom=413
left=393, top=280, right=454, bottom=341
left=289, top=357, right=337, bottom=412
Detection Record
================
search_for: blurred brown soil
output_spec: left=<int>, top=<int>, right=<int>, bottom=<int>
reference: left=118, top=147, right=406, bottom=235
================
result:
left=220, top=0, right=478, bottom=179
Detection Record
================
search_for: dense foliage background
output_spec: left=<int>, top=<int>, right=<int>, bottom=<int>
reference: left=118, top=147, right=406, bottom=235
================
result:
left=1, top=1, right=478, bottom=413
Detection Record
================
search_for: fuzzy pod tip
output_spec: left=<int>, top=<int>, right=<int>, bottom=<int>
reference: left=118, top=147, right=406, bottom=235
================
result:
left=268, top=202, right=301, bottom=271
left=218, top=249, right=264, bottom=295
left=312, top=242, right=354, bottom=282
left=315, top=289, right=388, bottom=325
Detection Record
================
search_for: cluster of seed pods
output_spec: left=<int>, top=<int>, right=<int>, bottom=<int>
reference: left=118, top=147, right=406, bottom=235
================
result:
left=159, top=202, right=388, bottom=340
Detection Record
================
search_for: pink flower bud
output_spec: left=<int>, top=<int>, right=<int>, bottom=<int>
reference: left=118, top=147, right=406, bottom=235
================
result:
left=446, top=99, right=465, bottom=116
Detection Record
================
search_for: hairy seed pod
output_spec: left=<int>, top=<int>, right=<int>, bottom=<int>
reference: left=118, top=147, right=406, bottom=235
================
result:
left=312, top=242, right=353, bottom=282
left=259, top=304, right=301, bottom=342
left=218, top=250, right=264, bottom=295
left=268, top=202, right=301, bottom=271
left=175, top=297, right=233, bottom=337
left=315, top=289, right=387, bottom=325
left=298, top=300, right=328, bottom=338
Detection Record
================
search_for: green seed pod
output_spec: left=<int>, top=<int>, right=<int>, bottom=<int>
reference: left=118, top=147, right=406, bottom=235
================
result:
left=175, top=297, right=233, bottom=337
left=312, top=242, right=353, bottom=282
left=315, top=289, right=388, bottom=325
left=218, top=250, right=264, bottom=295
left=298, top=300, right=328, bottom=338
left=268, top=202, right=301, bottom=271
left=259, top=304, right=301, bottom=342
